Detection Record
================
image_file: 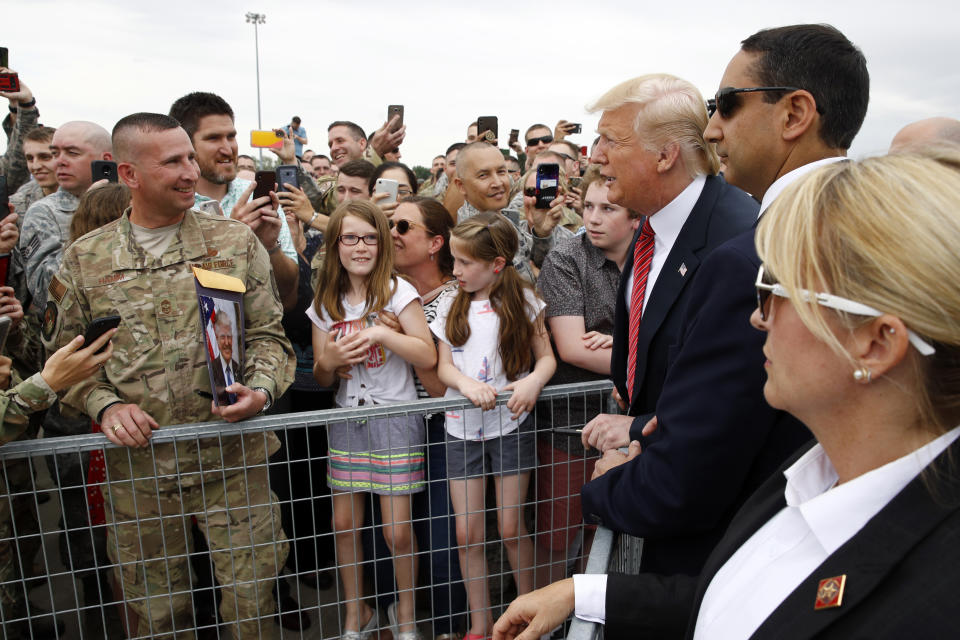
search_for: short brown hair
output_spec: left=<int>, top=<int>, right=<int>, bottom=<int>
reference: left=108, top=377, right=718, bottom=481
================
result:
left=24, top=126, right=56, bottom=144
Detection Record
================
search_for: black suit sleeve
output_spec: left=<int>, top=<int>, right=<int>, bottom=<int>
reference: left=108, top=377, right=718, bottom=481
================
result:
left=582, top=238, right=782, bottom=537
left=604, top=572, right=698, bottom=640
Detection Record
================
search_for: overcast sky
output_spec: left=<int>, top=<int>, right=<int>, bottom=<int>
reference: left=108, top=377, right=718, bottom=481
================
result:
left=4, top=0, right=958, bottom=168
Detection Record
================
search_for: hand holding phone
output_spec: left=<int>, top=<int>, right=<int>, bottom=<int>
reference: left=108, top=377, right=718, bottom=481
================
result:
left=253, top=171, right=276, bottom=210
left=477, top=116, right=498, bottom=145
left=535, top=163, right=560, bottom=209
left=83, top=315, right=122, bottom=355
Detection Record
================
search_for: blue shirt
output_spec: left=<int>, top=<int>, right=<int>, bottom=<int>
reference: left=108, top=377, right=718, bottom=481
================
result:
left=283, top=125, right=306, bottom=158
left=194, top=178, right=297, bottom=262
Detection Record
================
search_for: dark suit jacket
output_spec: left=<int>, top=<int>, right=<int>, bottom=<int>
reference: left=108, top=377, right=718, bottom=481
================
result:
left=604, top=436, right=960, bottom=639
left=583, top=227, right=811, bottom=575
left=610, top=174, right=757, bottom=439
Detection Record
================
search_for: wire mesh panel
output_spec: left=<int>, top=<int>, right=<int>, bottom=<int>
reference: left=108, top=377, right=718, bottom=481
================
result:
left=0, top=381, right=613, bottom=640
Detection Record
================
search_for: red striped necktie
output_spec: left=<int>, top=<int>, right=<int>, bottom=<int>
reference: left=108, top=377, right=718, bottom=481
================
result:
left=627, top=219, right=655, bottom=403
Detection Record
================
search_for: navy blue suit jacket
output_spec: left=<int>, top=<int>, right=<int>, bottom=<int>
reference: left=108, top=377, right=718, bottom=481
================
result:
left=610, top=175, right=757, bottom=440
left=583, top=226, right=811, bottom=575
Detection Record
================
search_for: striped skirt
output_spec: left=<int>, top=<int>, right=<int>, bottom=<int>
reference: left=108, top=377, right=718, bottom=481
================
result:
left=327, top=414, right=426, bottom=495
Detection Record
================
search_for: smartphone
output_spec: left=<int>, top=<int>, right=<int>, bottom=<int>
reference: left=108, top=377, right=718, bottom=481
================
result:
left=477, top=116, right=498, bottom=143
left=568, top=176, right=583, bottom=189
left=387, top=105, right=404, bottom=132
left=0, top=175, right=7, bottom=211
left=0, top=72, right=19, bottom=93
left=253, top=171, right=276, bottom=208
left=580, top=145, right=589, bottom=157
left=508, top=129, right=519, bottom=146
left=276, top=165, right=299, bottom=192
left=374, top=178, right=399, bottom=205
left=567, top=123, right=583, bottom=134
left=0, top=316, right=11, bottom=354
left=0, top=47, right=8, bottom=69
left=91, top=160, right=119, bottom=183
left=535, top=163, right=560, bottom=209
left=83, top=315, right=121, bottom=354
left=250, top=130, right=283, bottom=149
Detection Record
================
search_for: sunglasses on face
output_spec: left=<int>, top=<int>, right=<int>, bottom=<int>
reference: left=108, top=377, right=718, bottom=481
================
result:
left=707, top=86, right=806, bottom=119
left=754, top=265, right=935, bottom=355
left=526, top=134, right=554, bottom=146
left=339, top=233, right=379, bottom=246
left=389, top=218, right=428, bottom=235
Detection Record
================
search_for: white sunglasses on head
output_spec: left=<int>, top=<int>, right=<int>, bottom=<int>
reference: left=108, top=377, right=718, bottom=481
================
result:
left=755, top=265, right=936, bottom=356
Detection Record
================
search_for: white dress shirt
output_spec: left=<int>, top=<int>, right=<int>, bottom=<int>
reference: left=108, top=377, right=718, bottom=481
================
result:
left=693, top=426, right=960, bottom=639
left=758, top=157, right=846, bottom=217
left=624, top=176, right=706, bottom=315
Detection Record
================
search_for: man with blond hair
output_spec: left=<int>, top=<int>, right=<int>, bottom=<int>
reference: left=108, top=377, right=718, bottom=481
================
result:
left=580, top=73, right=757, bottom=481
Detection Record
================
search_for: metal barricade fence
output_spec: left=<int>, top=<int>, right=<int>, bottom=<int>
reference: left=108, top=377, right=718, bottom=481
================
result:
left=0, top=381, right=614, bottom=640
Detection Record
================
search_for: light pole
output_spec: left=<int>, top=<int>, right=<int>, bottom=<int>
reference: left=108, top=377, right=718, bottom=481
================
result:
left=245, top=12, right=266, bottom=163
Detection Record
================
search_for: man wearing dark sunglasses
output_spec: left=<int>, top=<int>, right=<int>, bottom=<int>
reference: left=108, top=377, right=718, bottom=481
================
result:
left=523, top=123, right=554, bottom=169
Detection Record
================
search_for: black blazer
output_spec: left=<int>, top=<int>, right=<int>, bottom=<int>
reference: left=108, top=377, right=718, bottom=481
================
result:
left=610, top=174, right=757, bottom=439
left=604, top=436, right=960, bottom=639
left=583, top=227, right=811, bottom=575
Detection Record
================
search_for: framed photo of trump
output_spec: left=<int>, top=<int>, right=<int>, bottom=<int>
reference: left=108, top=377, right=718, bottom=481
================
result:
left=193, top=268, right=246, bottom=407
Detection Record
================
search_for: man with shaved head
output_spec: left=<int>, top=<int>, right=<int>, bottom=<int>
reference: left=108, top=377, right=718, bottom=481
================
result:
left=43, top=112, right=294, bottom=638
left=19, top=121, right=113, bottom=309
left=454, top=141, right=573, bottom=282
left=890, top=116, right=960, bottom=151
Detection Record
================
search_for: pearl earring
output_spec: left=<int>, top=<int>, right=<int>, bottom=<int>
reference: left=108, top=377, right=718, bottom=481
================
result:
left=853, top=367, right=872, bottom=383
left=887, top=327, right=895, bottom=334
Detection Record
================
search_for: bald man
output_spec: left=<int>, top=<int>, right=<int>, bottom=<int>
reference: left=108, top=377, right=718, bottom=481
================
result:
left=890, top=116, right=960, bottom=151
left=19, top=121, right=113, bottom=309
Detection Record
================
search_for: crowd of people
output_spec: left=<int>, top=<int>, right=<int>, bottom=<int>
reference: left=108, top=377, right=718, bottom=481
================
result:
left=2, top=20, right=960, bottom=640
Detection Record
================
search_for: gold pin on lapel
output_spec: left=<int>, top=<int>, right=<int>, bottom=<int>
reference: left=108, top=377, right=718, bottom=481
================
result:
left=814, top=575, right=846, bottom=610
left=679, top=263, right=688, bottom=277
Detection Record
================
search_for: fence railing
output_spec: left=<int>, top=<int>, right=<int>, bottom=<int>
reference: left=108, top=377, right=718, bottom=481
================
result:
left=1, top=381, right=614, bottom=640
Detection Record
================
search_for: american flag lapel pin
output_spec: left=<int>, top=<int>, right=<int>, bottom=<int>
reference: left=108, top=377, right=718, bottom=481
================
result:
left=679, top=263, right=688, bottom=277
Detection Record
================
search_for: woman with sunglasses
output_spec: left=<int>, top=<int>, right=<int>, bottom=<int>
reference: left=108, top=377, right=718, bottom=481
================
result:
left=495, top=151, right=960, bottom=638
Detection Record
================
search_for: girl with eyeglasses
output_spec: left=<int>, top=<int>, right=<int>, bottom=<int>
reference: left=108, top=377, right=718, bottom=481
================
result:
left=308, top=199, right=436, bottom=640
left=431, top=211, right=556, bottom=640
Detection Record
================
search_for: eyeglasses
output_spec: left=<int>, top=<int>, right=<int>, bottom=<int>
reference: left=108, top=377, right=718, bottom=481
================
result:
left=707, top=86, right=808, bottom=119
left=389, top=218, right=428, bottom=235
left=755, top=265, right=935, bottom=356
left=339, top=233, right=379, bottom=246
left=397, top=188, right=414, bottom=198
left=526, top=134, right=554, bottom=147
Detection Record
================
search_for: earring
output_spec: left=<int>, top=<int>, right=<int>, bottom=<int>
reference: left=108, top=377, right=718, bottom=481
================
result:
left=429, top=253, right=435, bottom=261
left=853, top=367, right=872, bottom=383
left=887, top=327, right=896, bottom=334
left=494, top=267, right=502, bottom=274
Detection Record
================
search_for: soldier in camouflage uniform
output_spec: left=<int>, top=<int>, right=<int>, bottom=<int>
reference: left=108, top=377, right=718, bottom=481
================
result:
left=1, top=328, right=113, bottom=637
left=0, top=72, right=39, bottom=195
left=42, top=113, right=294, bottom=640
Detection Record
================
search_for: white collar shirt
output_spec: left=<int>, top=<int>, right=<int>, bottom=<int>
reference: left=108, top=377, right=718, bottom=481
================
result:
left=758, top=157, right=847, bottom=217
left=625, top=175, right=706, bottom=314
left=694, top=426, right=960, bottom=640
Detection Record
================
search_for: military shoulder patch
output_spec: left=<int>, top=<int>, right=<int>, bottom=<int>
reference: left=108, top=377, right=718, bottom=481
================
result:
left=41, top=301, right=58, bottom=342
left=48, top=274, right=68, bottom=305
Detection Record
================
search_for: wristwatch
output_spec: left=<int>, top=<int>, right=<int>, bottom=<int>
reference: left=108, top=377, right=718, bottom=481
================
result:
left=252, top=387, right=272, bottom=413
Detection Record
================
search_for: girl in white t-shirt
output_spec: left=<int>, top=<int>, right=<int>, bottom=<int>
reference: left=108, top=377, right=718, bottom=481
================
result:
left=309, top=200, right=436, bottom=640
left=430, top=211, right=556, bottom=640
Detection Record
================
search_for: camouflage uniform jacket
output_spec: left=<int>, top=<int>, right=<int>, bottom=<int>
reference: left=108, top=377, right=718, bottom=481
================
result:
left=41, top=208, right=295, bottom=484
left=296, top=170, right=338, bottom=216
left=0, top=372, right=57, bottom=446
left=0, top=105, right=38, bottom=194
left=19, top=188, right=78, bottom=310
left=456, top=201, right=573, bottom=282
left=9, top=179, right=45, bottom=218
